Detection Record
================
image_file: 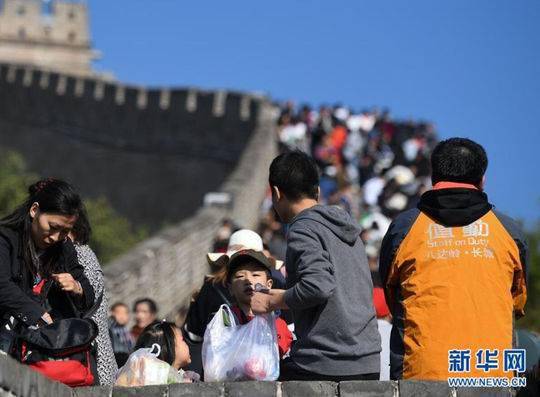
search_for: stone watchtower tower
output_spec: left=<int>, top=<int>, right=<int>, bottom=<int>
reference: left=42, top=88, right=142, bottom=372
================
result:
left=0, top=0, right=105, bottom=78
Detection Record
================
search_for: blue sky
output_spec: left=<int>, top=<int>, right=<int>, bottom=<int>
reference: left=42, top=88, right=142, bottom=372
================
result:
left=90, top=0, right=540, bottom=226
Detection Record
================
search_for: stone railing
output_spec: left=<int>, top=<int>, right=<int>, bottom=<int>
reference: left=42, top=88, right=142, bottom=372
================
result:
left=0, top=352, right=521, bottom=397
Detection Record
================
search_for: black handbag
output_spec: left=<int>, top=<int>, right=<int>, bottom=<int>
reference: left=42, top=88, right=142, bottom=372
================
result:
left=15, top=292, right=103, bottom=387
left=17, top=317, right=99, bottom=387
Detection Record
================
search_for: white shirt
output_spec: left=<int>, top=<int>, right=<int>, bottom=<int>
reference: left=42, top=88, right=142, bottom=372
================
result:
left=377, top=319, right=392, bottom=380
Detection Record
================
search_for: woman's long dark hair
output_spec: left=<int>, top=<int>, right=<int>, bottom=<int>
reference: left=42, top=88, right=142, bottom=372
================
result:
left=72, top=207, right=92, bottom=245
left=135, top=321, right=177, bottom=366
left=0, top=178, right=84, bottom=278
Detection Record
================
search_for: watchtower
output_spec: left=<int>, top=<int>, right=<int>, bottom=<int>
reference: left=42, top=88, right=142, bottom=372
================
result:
left=0, top=0, right=104, bottom=77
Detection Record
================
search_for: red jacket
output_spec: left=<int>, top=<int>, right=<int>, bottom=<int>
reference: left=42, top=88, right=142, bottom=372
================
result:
left=231, top=306, right=292, bottom=358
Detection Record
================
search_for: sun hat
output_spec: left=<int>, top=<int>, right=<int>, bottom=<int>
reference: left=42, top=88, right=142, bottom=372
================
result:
left=206, top=229, right=264, bottom=266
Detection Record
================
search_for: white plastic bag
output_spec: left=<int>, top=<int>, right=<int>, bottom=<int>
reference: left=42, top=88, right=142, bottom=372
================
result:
left=202, top=305, right=279, bottom=381
left=115, top=345, right=187, bottom=386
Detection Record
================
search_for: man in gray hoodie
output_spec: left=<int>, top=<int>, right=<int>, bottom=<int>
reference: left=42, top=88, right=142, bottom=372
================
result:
left=251, top=150, right=381, bottom=381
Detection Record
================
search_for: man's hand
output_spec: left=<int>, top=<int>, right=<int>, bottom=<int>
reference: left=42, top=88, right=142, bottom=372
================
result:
left=251, top=289, right=288, bottom=314
left=51, top=273, right=83, bottom=295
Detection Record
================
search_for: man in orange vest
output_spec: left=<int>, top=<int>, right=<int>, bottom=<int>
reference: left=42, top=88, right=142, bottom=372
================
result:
left=379, top=137, right=527, bottom=381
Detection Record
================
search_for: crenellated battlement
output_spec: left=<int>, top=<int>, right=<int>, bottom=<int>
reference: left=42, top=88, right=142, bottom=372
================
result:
left=0, top=61, right=273, bottom=232
left=0, top=63, right=262, bottom=121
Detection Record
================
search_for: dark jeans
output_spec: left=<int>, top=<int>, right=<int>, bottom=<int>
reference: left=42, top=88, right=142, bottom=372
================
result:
left=279, top=357, right=380, bottom=381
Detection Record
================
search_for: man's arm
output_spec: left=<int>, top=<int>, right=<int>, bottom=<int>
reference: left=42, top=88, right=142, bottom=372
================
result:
left=493, top=210, right=528, bottom=318
left=284, top=227, right=335, bottom=309
left=379, top=209, right=419, bottom=313
left=252, top=226, right=335, bottom=314
left=251, top=289, right=287, bottom=314
left=379, top=222, right=401, bottom=311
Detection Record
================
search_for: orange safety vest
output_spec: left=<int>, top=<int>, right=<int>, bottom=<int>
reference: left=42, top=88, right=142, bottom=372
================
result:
left=380, top=186, right=527, bottom=381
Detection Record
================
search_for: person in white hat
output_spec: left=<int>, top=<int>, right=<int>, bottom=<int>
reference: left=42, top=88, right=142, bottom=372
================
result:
left=206, top=229, right=264, bottom=270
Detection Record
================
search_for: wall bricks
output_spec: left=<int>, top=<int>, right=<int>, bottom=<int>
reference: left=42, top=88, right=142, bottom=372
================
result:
left=456, top=388, right=513, bottom=396
left=225, top=381, right=278, bottom=397
left=112, top=386, right=168, bottom=397
left=169, top=382, right=224, bottom=397
left=398, top=380, right=452, bottom=397
left=281, top=381, right=338, bottom=397
left=340, top=381, right=397, bottom=397
left=73, top=386, right=113, bottom=397
left=0, top=354, right=526, bottom=397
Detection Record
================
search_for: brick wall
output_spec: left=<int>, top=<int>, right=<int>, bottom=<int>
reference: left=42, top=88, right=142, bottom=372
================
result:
left=0, top=353, right=518, bottom=397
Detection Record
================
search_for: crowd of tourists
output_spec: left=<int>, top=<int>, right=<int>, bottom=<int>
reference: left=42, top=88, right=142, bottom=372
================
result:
left=0, top=105, right=535, bottom=392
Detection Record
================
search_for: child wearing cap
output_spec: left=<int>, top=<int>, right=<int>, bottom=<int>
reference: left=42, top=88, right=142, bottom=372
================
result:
left=226, top=249, right=292, bottom=358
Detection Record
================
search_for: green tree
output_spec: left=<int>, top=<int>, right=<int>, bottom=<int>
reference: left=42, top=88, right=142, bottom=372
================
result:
left=0, top=148, right=147, bottom=264
left=0, top=151, right=38, bottom=217
left=85, top=197, right=147, bottom=263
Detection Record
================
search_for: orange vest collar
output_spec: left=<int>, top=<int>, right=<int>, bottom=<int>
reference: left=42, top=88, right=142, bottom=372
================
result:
left=433, top=181, right=479, bottom=190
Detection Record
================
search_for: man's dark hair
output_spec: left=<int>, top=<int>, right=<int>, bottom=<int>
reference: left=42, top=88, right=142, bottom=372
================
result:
left=269, top=150, right=319, bottom=201
left=133, top=298, right=158, bottom=314
left=430, top=138, right=488, bottom=185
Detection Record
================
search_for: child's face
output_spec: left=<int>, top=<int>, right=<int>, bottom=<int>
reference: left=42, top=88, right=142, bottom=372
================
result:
left=112, top=305, right=130, bottom=326
left=229, top=262, right=273, bottom=305
left=172, top=326, right=191, bottom=370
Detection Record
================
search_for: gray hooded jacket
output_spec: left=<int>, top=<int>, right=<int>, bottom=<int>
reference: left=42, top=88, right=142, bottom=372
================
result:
left=283, top=205, right=381, bottom=376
